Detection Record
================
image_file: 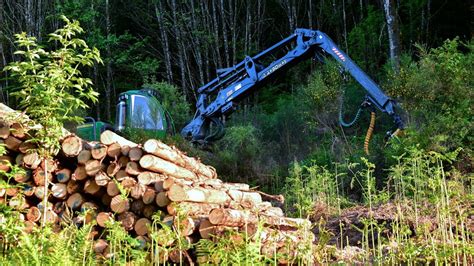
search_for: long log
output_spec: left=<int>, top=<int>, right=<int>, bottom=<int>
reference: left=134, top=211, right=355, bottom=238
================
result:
left=167, top=184, right=230, bottom=204
left=100, top=130, right=137, bottom=147
left=143, top=139, right=217, bottom=179
left=137, top=171, right=165, bottom=186
left=140, top=154, right=197, bottom=180
left=209, top=208, right=257, bottom=227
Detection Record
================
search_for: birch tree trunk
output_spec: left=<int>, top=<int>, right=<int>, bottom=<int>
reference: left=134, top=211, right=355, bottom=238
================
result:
left=383, top=0, right=401, bottom=72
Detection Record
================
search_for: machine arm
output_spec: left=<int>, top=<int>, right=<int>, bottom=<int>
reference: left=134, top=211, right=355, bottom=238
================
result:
left=181, top=28, right=404, bottom=143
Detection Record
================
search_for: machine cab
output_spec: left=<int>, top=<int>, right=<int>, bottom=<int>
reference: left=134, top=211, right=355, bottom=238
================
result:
left=115, top=89, right=174, bottom=139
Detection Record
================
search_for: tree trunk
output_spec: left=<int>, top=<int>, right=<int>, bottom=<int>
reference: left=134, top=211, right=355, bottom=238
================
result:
left=219, top=0, right=230, bottom=67
left=383, top=0, right=401, bottom=72
left=105, top=0, right=113, bottom=121
left=171, top=0, right=187, bottom=99
left=155, top=1, right=173, bottom=83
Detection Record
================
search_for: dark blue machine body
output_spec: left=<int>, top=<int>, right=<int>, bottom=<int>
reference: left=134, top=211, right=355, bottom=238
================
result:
left=181, top=29, right=404, bottom=143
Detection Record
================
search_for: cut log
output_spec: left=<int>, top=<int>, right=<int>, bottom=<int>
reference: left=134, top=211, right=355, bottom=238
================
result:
left=15, top=153, right=24, bottom=166
left=4, top=136, right=22, bottom=151
left=91, top=143, right=107, bottom=160
left=84, top=160, right=101, bottom=176
left=142, top=188, right=156, bottom=205
left=166, top=202, right=220, bottom=217
left=51, top=183, right=67, bottom=199
left=118, top=211, right=138, bottom=231
left=118, top=156, right=130, bottom=167
left=33, top=168, right=53, bottom=186
left=40, top=159, right=57, bottom=173
left=94, top=239, right=108, bottom=254
left=6, top=187, right=18, bottom=197
left=8, top=196, right=27, bottom=210
left=26, top=206, right=41, bottom=222
left=154, top=180, right=164, bottom=192
left=115, top=170, right=128, bottom=181
left=22, top=152, right=41, bottom=169
left=106, top=181, right=120, bottom=197
left=167, top=184, right=231, bottom=204
left=130, top=184, right=146, bottom=200
left=121, top=145, right=131, bottom=156
left=155, top=191, right=171, bottom=207
left=142, top=205, right=157, bottom=219
left=106, top=162, right=121, bottom=177
left=137, top=171, right=165, bottom=186
left=44, top=209, right=59, bottom=224
left=10, top=122, right=27, bottom=139
left=209, top=208, right=257, bottom=227
left=13, top=169, right=31, bottom=183
left=143, top=139, right=217, bottom=179
left=128, top=147, right=143, bottom=162
left=0, top=155, right=12, bottom=172
left=77, top=150, right=91, bottom=165
left=125, top=161, right=142, bottom=176
left=96, top=212, right=114, bottom=227
left=22, top=183, right=35, bottom=197
left=61, top=135, right=83, bottom=157
left=66, top=180, right=80, bottom=194
left=66, top=193, right=84, bottom=209
left=162, top=177, right=193, bottom=190
left=174, top=216, right=197, bottom=236
left=100, top=130, right=137, bottom=147
left=106, top=143, right=122, bottom=158
left=227, top=190, right=262, bottom=208
left=84, top=180, right=101, bottom=195
left=0, top=124, right=10, bottom=139
left=56, top=168, right=71, bottom=183
left=121, top=177, right=137, bottom=190
left=18, top=141, right=35, bottom=154
left=73, top=166, right=88, bottom=181
left=134, top=217, right=151, bottom=236
left=130, top=200, right=145, bottom=215
left=95, top=171, right=110, bottom=186
left=110, top=195, right=130, bottom=214
left=140, top=154, right=197, bottom=180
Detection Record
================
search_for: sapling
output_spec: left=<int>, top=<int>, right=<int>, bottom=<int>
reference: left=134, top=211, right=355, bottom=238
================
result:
left=3, top=15, right=102, bottom=228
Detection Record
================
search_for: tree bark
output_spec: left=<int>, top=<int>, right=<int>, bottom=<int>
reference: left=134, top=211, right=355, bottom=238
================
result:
left=383, top=0, right=401, bottom=72
left=155, top=1, right=173, bottom=83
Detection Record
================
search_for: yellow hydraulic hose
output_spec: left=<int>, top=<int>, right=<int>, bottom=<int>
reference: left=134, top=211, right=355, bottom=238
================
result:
left=364, top=112, right=376, bottom=155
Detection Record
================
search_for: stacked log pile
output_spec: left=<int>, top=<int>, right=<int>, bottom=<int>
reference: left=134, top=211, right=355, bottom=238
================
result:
left=0, top=119, right=313, bottom=263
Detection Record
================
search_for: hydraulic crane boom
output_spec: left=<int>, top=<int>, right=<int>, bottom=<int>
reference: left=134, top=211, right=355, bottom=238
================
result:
left=181, top=28, right=404, bottom=144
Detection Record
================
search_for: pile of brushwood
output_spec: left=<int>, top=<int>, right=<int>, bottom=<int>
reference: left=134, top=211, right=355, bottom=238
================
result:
left=0, top=109, right=313, bottom=264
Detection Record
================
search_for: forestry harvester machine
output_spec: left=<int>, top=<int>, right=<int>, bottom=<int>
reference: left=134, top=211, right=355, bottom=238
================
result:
left=78, top=29, right=404, bottom=154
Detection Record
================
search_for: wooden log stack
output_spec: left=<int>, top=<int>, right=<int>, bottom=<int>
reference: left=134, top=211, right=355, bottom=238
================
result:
left=0, top=116, right=313, bottom=264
